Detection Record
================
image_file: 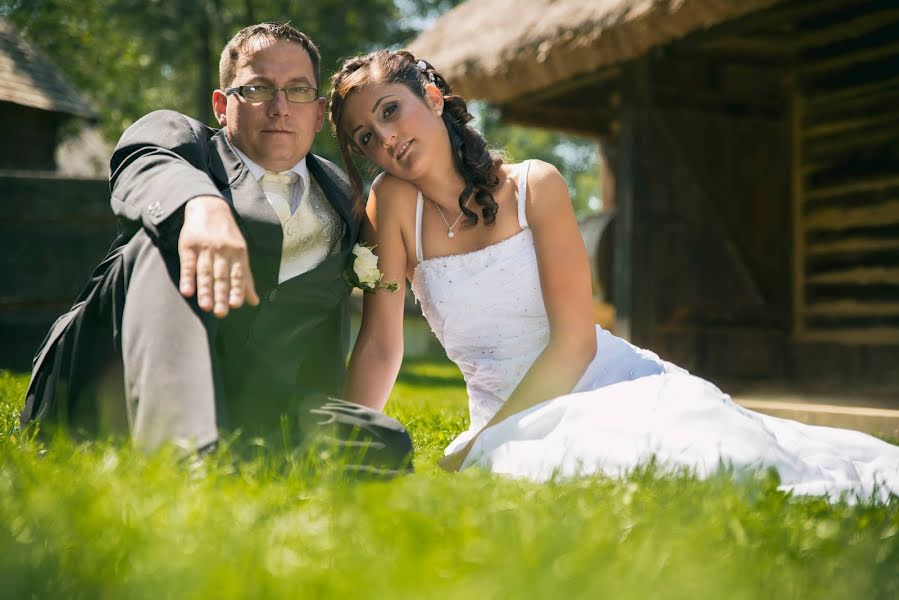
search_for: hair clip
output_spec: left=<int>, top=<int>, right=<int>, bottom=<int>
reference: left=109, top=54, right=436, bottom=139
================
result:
left=416, top=59, right=437, bottom=84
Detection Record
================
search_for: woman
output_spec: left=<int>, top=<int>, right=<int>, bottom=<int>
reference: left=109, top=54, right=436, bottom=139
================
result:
left=330, top=50, right=899, bottom=500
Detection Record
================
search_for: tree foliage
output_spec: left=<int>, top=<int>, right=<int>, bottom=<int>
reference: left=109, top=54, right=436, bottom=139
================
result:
left=2, top=0, right=599, bottom=212
left=478, top=104, right=601, bottom=216
left=3, top=0, right=412, bottom=140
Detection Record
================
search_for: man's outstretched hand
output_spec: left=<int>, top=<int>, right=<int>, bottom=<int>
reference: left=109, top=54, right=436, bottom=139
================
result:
left=179, top=196, right=260, bottom=318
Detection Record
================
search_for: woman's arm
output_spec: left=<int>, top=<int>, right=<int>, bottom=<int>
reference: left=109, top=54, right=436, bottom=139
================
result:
left=441, top=160, right=597, bottom=469
left=344, top=176, right=411, bottom=411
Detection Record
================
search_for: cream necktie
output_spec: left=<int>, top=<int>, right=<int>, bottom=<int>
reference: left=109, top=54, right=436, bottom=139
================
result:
left=260, top=171, right=300, bottom=219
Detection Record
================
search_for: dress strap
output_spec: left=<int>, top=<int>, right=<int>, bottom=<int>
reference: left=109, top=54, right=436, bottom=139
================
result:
left=415, top=190, right=424, bottom=263
left=517, top=160, right=531, bottom=229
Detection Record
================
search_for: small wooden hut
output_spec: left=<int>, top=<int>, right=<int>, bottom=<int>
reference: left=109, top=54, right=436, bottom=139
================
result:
left=0, top=18, right=97, bottom=170
left=0, top=19, right=111, bottom=370
left=411, top=0, right=899, bottom=387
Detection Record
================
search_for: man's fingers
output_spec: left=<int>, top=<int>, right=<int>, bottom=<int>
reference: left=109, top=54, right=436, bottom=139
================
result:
left=180, top=197, right=256, bottom=314
left=243, top=258, right=260, bottom=306
left=179, top=246, right=198, bottom=297
left=228, top=261, right=244, bottom=308
left=212, top=254, right=231, bottom=318
left=195, top=249, right=214, bottom=312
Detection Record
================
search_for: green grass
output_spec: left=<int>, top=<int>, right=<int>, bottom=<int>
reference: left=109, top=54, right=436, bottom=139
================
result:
left=1, top=362, right=897, bottom=599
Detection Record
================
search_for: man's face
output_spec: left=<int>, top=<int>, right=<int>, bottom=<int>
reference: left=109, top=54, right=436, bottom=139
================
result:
left=213, top=38, right=325, bottom=172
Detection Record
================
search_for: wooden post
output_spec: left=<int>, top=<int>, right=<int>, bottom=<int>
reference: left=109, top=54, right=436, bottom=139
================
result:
left=614, top=59, right=654, bottom=347
left=791, top=79, right=806, bottom=340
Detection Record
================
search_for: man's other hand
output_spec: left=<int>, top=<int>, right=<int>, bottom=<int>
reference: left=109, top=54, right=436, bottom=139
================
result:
left=179, top=196, right=260, bottom=318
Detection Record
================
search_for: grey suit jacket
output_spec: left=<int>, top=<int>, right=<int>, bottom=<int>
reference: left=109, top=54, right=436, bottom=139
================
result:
left=22, top=110, right=362, bottom=430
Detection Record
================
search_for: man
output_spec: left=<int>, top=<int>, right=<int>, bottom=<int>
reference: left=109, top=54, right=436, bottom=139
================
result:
left=21, top=22, right=413, bottom=474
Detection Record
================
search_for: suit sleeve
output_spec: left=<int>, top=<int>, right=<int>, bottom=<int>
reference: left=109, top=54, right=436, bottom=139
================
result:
left=109, top=110, right=225, bottom=244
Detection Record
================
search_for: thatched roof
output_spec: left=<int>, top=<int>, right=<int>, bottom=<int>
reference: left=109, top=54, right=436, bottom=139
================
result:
left=0, top=19, right=97, bottom=120
left=409, top=0, right=786, bottom=103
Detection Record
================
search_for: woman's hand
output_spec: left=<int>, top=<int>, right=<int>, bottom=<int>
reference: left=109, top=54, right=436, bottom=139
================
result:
left=438, top=451, right=465, bottom=472
left=439, top=439, right=476, bottom=472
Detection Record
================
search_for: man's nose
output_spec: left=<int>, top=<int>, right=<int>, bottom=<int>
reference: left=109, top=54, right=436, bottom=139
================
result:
left=268, top=89, right=291, bottom=115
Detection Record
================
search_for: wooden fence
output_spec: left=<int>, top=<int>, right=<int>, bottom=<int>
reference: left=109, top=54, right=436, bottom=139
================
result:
left=0, top=172, right=115, bottom=370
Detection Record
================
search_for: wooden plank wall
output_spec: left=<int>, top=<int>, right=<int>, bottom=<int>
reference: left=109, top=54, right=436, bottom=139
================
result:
left=614, top=53, right=793, bottom=380
left=0, top=173, right=115, bottom=370
left=628, top=0, right=899, bottom=385
left=793, top=0, right=899, bottom=344
left=468, top=0, right=899, bottom=386
left=0, top=103, right=61, bottom=171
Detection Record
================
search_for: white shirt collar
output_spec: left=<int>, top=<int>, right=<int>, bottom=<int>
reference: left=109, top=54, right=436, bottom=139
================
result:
left=229, top=138, right=309, bottom=191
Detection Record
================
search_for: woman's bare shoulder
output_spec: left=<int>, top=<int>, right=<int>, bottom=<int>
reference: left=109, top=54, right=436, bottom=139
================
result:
left=370, top=172, right=419, bottom=202
left=504, top=159, right=568, bottom=208
left=366, top=173, right=420, bottom=228
left=500, top=159, right=564, bottom=190
left=523, top=159, right=564, bottom=187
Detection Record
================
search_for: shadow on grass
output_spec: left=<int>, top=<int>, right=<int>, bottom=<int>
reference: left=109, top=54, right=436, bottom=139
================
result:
left=395, top=371, right=466, bottom=388
left=394, top=357, right=466, bottom=389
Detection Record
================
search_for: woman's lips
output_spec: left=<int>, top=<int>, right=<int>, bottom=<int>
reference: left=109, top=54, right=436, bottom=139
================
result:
left=396, top=140, right=413, bottom=160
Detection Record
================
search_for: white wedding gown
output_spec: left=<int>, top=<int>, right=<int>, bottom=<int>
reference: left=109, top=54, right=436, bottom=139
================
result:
left=410, top=162, right=899, bottom=500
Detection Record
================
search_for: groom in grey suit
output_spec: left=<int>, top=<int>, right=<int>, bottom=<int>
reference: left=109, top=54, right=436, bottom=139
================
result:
left=21, top=22, right=412, bottom=473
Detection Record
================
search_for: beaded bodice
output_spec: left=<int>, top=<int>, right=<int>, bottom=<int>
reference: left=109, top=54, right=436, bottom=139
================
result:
left=412, top=229, right=549, bottom=429
left=410, top=161, right=666, bottom=432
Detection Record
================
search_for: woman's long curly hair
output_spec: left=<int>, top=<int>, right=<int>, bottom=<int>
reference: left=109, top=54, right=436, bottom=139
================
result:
left=329, top=49, right=503, bottom=227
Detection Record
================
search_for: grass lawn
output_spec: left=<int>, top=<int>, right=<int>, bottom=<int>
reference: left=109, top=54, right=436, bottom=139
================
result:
left=1, top=361, right=897, bottom=599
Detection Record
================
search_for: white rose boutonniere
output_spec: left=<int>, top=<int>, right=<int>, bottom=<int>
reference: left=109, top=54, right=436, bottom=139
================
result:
left=345, top=244, right=399, bottom=292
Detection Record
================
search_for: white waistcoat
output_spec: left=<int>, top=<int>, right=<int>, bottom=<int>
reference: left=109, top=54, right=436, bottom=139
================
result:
left=264, top=176, right=343, bottom=283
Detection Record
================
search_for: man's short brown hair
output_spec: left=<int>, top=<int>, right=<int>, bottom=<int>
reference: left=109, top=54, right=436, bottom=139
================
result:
left=218, top=22, right=321, bottom=89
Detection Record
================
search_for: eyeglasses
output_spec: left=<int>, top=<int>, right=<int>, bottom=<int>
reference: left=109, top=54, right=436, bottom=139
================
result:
left=225, top=85, right=319, bottom=103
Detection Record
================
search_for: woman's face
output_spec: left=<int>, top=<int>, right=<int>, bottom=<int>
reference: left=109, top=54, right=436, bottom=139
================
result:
left=340, top=81, right=446, bottom=180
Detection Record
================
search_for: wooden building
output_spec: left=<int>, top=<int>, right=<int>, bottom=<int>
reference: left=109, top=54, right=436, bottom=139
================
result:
left=411, top=0, right=899, bottom=387
left=0, top=18, right=97, bottom=170
left=0, top=19, right=112, bottom=370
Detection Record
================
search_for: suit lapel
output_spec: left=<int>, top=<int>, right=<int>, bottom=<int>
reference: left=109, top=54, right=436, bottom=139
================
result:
left=307, top=154, right=358, bottom=251
left=205, top=133, right=358, bottom=287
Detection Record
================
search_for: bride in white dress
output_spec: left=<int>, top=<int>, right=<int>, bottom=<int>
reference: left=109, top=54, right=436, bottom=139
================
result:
left=329, top=50, right=899, bottom=500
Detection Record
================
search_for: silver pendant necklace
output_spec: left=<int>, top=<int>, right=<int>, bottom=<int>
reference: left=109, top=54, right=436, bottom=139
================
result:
left=432, top=197, right=472, bottom=238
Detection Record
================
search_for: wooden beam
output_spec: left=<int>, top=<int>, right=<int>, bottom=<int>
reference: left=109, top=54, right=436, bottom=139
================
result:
left=791, top=86, right=806, bottom=339
left=695, top=35, right=797, bottom=56
left=804, top=127, right=899, bottom=161
left=805, top=300, right=899, bottom=317
left=805, top=200, right=899, bottom=231
left=516, top=67, right=620, bottom=108
left=806, top=267, right=899, bottom=285
left=613, top=58, right=654, bottom=345
left=796, top=327, right=899, bottom=344
left=705, top=0, right=864, bottom=38
left=499, top=105, right=614, bottom=138
left=799, top=40, right=899, bottom=75
left=804, top=113, right=899, bottom=140
left=651, top=85, right=785, bottom=118
left=804, top=74, right=899, bottom=110
left=665, top=45, right=797, bottom=69
left=807, top=238, right=899, bottom=256
left=798, top=8, right=899, bottom=49
left=806, top=174, right=899, bottom=201
left=804, top=91, right=899, bottom=130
